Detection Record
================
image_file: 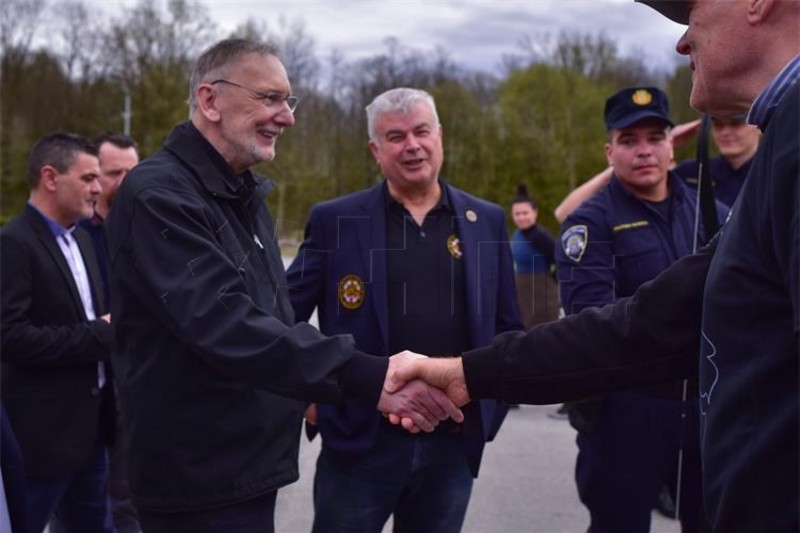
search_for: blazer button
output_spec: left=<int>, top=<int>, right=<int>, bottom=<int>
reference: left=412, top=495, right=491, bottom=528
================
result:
left=91, top=387, right=100, bottom=396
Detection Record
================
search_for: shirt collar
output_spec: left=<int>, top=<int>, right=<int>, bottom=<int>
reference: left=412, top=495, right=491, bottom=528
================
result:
left=27, top=201, right=75, bottom=239
left=610, top=172, right=685, bottom=203
left=747, top=54, right=800, bottom=130
left=383, top=179, right=452, bottom=212
left=164, top=122, right=255, bottom=199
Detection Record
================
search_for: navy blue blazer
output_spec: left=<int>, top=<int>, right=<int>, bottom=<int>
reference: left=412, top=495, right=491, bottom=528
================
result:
left=287, top=180, right=522, bottom=476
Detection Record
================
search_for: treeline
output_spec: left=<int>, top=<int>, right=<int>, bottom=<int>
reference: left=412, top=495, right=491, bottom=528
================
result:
left=0, top=0, right=699, bottom=236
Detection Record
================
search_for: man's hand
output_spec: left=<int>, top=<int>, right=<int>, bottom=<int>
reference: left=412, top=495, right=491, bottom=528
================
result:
left=376, top=351, right=465, bottom=433
left=383, top=356, right=471, bottom=429
left=671, top=118, right=702, bottom=150
left=377, top=379, right=464, bottom=433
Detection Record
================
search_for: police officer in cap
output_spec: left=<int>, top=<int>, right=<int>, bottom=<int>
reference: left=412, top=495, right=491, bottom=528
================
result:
left=556, top=86, right=724, bottom=533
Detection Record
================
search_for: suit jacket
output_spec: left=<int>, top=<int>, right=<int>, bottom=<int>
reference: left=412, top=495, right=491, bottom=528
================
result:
left=0, top=204, right=114, bottom=477
left=287, top=180, right=522, bottom=476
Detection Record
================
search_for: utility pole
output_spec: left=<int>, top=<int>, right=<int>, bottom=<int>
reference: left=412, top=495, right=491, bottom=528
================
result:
left=122, top=88, right=132, bottom=135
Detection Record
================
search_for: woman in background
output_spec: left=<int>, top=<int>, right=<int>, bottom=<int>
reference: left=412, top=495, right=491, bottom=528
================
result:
left=509, top=185, right=560, bottom=328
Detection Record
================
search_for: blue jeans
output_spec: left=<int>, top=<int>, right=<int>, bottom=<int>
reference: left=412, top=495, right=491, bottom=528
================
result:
left=312, top=423, right=473, bottom=533
left=25, top=439, right=113, bottom=533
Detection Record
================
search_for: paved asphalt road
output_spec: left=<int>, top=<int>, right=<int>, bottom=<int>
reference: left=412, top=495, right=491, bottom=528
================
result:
left=275, top=404, right=682, bottom=533
left=276, top=256, right=681, bottom=532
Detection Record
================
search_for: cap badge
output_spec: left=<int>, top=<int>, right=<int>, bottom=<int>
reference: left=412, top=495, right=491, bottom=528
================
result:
left=446, top=234, right=463, bottom=260
left=338, top=274, right=366, bottom=310
left=632, top=89, right=653, bottom=106
left=562, top=225, right=588, bottom=263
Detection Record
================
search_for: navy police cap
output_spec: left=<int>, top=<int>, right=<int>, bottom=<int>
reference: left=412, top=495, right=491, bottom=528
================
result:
left=635, top=0, right=691, bottom=25
left=604, top=87, right=674, bottom=131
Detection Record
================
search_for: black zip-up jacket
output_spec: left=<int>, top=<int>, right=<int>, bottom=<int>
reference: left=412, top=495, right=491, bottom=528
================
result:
left=105, top=122, right=387, bottom=511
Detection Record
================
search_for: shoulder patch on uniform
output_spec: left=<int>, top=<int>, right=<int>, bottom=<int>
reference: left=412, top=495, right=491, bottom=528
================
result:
left=561, top=225, right=588, bottom=263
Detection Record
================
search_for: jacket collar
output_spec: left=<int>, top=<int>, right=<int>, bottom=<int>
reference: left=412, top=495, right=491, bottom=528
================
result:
left=609, top=171, right=687, bottom=204
left=163, top=122, right=274, bottom=200
left=747, top=54, right=800, bottom=130
left=382, top=178, right=453, bottom=213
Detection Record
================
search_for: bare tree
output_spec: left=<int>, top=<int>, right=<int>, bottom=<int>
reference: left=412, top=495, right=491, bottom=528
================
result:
left=0, top=0, right=46, bottom=63
left=49, top=0, right=108, bottom=80
left=232, top=16, right=320, bottom=92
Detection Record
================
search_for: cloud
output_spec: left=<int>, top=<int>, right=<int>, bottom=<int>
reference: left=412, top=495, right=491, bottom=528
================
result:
left=91, top=0, right=687, bottom=73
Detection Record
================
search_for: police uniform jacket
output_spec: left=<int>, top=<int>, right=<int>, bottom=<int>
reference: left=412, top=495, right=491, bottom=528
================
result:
left=105, top=122, right=388, bottom=512
left=557, top=172, right=707, bottom=314
left=286, top=180, right=522, bottom=476
left=557, top=173, right=725, bottom=399
left=673, top=155, right=753, bottom=209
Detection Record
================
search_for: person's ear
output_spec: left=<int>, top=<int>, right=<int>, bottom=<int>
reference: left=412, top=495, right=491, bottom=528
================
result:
left=747, top=0, right=775, bottom=23
left=368, top=140, right=381, bottom=166
left=40, top=165, right=59, bottom=192
left=196, top=84, right=222, bottom=122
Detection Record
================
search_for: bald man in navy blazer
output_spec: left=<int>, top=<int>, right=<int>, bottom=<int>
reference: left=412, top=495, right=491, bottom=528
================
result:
left=287, top=88, right=522, bottom=533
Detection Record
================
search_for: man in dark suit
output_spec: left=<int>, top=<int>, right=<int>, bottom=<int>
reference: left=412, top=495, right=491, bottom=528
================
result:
left=287, top=87, right=522, bottom=533
left=0, top=132, right=115, bottom=533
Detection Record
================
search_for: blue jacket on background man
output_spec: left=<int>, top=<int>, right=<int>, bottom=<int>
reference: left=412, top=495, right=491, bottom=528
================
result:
left=287, top=180, right=522, bottom=477
left=557, top=173, right=725, bottom=311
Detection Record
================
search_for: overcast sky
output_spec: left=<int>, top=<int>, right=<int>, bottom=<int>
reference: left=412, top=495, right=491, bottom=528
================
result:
left=93, top=0, right=689, bottom=74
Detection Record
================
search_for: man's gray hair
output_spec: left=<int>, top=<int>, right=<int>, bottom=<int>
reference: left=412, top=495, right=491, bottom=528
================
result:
left=188, top=38, right=279, bottom=114
left=366, top=88, right=440, bottom=142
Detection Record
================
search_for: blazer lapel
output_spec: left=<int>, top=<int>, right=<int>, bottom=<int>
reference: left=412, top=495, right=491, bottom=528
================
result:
left=358, top=183, right=390, bottom=353
left=448, top=185, right=484, bottom=347
left=23, top=206, right=87, bottom=319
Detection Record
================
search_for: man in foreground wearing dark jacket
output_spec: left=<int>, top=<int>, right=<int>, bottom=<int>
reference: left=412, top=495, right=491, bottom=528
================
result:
left=105, top=38, right=462, bottom=533
left=387, top=0, right=800, bottom=531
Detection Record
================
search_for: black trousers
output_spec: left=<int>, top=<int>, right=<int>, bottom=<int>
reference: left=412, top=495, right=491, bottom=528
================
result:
left=138, top=491, right=277, bottom=533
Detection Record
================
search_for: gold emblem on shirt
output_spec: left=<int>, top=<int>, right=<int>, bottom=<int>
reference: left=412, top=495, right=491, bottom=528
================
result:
left=447, top=234, right=463, bottom=260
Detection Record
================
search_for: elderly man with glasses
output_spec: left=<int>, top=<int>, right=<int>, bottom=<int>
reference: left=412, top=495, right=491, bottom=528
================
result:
left=104, top=38, right=462, bottom=533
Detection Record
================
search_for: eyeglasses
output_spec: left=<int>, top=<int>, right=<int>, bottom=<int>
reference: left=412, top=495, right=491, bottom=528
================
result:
left=211, top=79, right=299, bottom=113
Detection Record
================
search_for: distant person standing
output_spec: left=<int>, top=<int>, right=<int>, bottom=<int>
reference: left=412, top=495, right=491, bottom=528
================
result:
left=509, top=184, right=560, bottom=328
left=0, top=132, right=114, bottom=533
left=50, top=133, right=139, bottom=533
left=79, top=133, right=139, bottom=310
left=81, top=132, right=140, bottom=533
left=556, top=87, right=723, bottom=533
left=673, top=115, right=760, bottom=208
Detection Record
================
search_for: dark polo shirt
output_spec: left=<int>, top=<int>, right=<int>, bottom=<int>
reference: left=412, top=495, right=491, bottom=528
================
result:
left=384, top=183, right=470, bottom=358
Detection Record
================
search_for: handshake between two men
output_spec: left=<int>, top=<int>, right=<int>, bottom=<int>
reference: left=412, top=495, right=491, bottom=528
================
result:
left=378, top=351, right=468, bottom=433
